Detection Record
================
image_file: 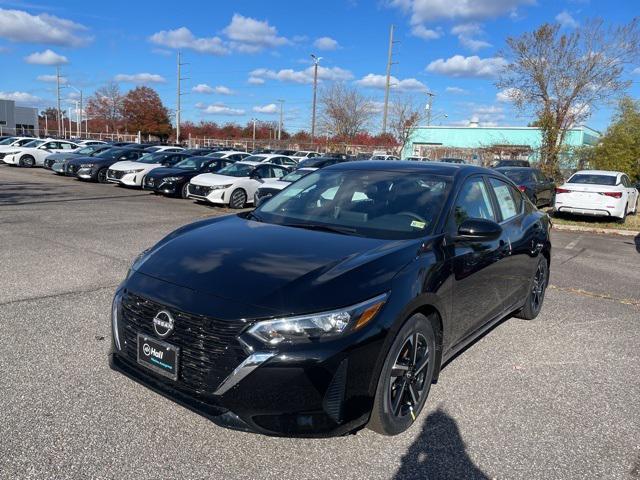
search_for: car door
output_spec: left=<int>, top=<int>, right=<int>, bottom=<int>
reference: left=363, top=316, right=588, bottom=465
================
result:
left=447, top=175, right=507, bottom=342
left=487, top=176, right=532, bottom=309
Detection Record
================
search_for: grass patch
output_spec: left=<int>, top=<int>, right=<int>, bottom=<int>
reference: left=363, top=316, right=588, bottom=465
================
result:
left=545, top=208, right=640, bottom=231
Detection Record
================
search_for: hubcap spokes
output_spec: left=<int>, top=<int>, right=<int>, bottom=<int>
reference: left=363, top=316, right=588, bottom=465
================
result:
left=389, top=333, right=429, bottom=418
left=532, top=264, right=545, bottom=310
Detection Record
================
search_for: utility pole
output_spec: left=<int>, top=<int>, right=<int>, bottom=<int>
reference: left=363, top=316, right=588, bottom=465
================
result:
left=277, top=99, right=284, bottom=141
left=310, top=54, right=321, bottom=140
left=382, top=24, right=396, bottom=134
left=56, top=65, right=62, bottom=137
left=426, top=92, right=435, bottom=126
left=68, top=107, right=72, bottom=139
left=75, top=101, right=80, bottom=138
left=176, top=51, right=188, bottom=144
left=78, top=90, right=83, bottom=138
left=44, top=114, right=48, bottom=136
left=252, top=118, right=257, bottom=149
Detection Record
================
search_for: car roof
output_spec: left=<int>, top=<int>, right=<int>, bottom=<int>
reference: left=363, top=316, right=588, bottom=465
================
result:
left=495, top=166, right=537, bottom=171
left=237, top=160, right=261, bottom=166
left=326, top=160, right=486, bottom=177
left=573, top=170, right=620, bottom=176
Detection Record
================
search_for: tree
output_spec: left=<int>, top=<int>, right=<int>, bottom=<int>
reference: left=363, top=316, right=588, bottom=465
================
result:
left=388, top=94, right=424, bottom=155
left=86, top=81, right=123, bottom=132
left=497, top=19, right=640, bottom=176
left=593, top=97, right=640, bottom=180
left=320, top=82, right=375, bottom=140
left=122, top=86, right=172, bottom=139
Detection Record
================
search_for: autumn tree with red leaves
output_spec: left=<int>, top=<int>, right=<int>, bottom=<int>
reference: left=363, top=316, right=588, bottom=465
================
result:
left=122, top=86, right=172, bottom=139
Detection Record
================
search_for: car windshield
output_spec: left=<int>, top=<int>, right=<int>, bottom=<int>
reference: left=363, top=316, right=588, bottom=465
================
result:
left=174, top=157, right=207, bottom=170
left=136, top=153, right=169, bottom=164
left=501, top=170, right=533, bottom=184
left=23, top=140, right=43, bottom=148
left=256, top=169, right=451, bottom=239
left=0, top=137, right=16, bottom=145
left=281, top=169, right=314, bottom=182
left=95, top=148, right=124, bottom=159
left=242, top=155, right=267, bottom=163
left=76, top=145, right=101, bottom=155
left=206, top=152, right=227, bottom=158
left=568, top=174, right=617, bottom=186
left=217, top=162, right=254, bottom=177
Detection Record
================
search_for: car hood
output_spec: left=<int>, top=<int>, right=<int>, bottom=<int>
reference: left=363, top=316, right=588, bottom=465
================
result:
left=259, top=180, right=289, bottom=191
left=190, top=173, right=242, bottom=186
left=134, top=215, right=421, bottom=315
left=110, top=161, right=155, bottom=171
left=147, top=167, right=194, bottom=179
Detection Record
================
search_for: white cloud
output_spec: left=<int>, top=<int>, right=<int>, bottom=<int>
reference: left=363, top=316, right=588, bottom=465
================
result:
left=24, top=49, right=68, bottom=65
left=0, top=91, right=41, bottom=104
left=195, top=102, right=245, bottom=116
left=426, top=55, right=507, bottom=78
left=192, top=84, right=234, bottom=95
left=214, top=85, right=235, bottom=95
left=253, top=103, right=278, bottom=114
left=496, top=87, right=521, bottom=102
left=411, top=25, right=441, bottom=40
left=388, top=0, right=535, bottom=23
left=445, top=86, right=468, bottom=94
left=149, top=27, right=228, bottom=55
left=192, top=83, right=214, bottom=94
left=0, top=8, right=91, bottom=47
left=313, top=36, right=340, bottom=50
left=248, top=76, right=265, bottom=85
left=451, top=23, right=491, bottom=51
left=222, top=14, right=288, bottom=53
left=355, top=73, right=428, bottom=92
left=114, top=73, right=166, bottom=84
left=556, top=10, right=578, bottom=28
left=37, top=74, right=67, bottom=83
left=250, top=65, right=353, bottom=84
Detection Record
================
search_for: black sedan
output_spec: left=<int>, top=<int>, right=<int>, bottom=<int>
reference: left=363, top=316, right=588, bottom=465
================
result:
left=110, top=162, right=551, bottom=437
left=64, top=147, right=145, bottom=182
left=496, top=167, right=555, bottom=207
left=143, top=156, right=236, bottom=198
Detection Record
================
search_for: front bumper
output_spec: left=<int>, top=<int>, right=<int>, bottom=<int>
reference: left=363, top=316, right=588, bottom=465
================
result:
left=109, top=279, right=387, bottom=437
left=187, top=184, right=228, bottom=205
left=3, top=154, right=17, bottom=165
left=143, top=177, right=180, bottom=195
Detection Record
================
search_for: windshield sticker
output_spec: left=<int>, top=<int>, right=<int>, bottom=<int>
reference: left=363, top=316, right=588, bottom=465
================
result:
left=410, top=220, right=426, bottom=229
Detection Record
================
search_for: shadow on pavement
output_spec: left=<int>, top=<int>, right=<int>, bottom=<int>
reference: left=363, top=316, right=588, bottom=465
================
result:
left=394, top=408, right=489, bottom=480
left=635, top=233, right=639, bottom=254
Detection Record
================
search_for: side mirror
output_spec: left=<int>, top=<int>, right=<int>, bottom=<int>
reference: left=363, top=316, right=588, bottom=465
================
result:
left=457, top=218, right=502, bottom=241
left=249, top=171, right=261, bottom=180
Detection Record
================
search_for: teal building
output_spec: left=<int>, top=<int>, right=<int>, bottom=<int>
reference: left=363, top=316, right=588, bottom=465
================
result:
left=404, top=124, right=600, bottom=169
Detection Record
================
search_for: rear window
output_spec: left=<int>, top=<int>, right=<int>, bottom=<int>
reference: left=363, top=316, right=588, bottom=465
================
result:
left=501, top=170, right=533, bottom=184
left=568, top=174, right=617, bottom=186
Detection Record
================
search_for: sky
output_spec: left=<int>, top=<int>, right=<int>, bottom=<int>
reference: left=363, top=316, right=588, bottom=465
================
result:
left=0, top=0, right=638, bottom=134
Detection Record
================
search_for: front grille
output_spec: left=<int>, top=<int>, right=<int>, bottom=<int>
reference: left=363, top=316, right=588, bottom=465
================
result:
left=188, top=184, right=213, bottom=197
left=120, top=291, right=248, bottom=395
left=108, top=170, right=125, bottom=180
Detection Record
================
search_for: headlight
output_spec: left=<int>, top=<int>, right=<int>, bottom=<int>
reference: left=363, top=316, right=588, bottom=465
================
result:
left=111, top=290, right=123, bottom=350
left=210, top=184, right=233, bottom=190
left=162, top=176, right=181, bottom=182
left=80, top=163, right=94, bottom=168
left=5, top=151, right=19, bottom=155
left=247, top=293, right=388, bottom=345
left=123, top=168, right=144, bottom=174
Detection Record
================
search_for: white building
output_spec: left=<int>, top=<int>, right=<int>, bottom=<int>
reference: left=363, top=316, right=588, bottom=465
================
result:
left=0, top=99, right=39, bottom=136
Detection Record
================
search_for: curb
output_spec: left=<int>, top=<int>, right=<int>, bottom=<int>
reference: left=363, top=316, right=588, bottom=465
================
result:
left=552, top=223, right=640, bottom=237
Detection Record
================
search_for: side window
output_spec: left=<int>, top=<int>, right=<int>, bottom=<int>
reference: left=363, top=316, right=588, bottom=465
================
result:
left=60, top=143, right=74, bottom=150
left=127, top=150, right=141, bottom=160
left=206, top=161, right=220, bottom=171
left=255, top=165, right=271, bottom=178
left=451, top=177, right=496, bottom=227
left=42, top=142, right=56, bottom=149
left=621, top=175, right=630, bottom=187
left=489, top=177, right=521, bottom=221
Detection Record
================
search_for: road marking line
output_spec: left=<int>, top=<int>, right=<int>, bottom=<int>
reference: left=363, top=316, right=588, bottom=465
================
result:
left=564, top=236, right=583, bottom=250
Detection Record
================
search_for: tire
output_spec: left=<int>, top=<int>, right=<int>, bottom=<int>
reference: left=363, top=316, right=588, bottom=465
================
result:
left=368, top=313, right=437, bottom=436
left=515, top=256, right=548, bottom=320
left=228, top=188, right=247, bottom=209
left=19, top=155, right=35, bottom=168
left=180, top=183, right=189, bottom=199
left=97, top=168, right=108, bottom=184
left=616, top=205, right=627, bottom=224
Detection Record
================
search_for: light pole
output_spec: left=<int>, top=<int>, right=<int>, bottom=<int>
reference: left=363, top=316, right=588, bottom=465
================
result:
left=252, top=118, right=257, bottom=149
left=68, top=106, right=73, bottom=139
left=310, top=54, right=321, bottom=140
left=67, top=85, right=83, bottom=138
left=277, top=99, right=284, bottom=141
left=44, top=113, right=48, bottom=137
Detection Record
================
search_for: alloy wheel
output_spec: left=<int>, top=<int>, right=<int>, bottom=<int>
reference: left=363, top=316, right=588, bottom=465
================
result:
left=97, top=169, right=107, bottom=183
left=388, top=333, right=429, bottom=419
left=531, top=262, right=546, bottom=312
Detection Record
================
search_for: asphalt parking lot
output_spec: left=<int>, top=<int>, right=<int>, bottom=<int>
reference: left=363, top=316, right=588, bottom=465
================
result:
left=1, top=165, right=639, bottom=480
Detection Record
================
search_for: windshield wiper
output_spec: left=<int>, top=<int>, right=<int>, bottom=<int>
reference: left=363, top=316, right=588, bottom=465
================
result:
left=280, top=222, right=358, bottom=236
left=246, top=211, right=263, bottom=222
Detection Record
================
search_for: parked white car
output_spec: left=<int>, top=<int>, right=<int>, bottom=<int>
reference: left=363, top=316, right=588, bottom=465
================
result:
left=206, top=150, right=251, bottom=162
left=3, top=139, right=79, bottom=167
left=554, top=170, right=639, bottom=222
left=107, top=151, right=192, bottom=187
left=254, top=167, right=317, bottom=205
left=76, top=140, right=107, bottom=146
left=187, top=161, right=291, bottom=208
left=405, top=156, right=431, bottom=162
left=144, top=145, right=184, bottom=153
left=290, top=151, right=321, bottom=162
left=0, top=137, right=42, bottom=162
left=242, top=153, right=298, bottom=167
left=371, top=154, right=400, bottom=161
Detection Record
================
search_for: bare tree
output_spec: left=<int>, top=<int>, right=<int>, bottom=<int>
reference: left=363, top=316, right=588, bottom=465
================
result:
left=86, top=81, right=123, bottom=132
left=320, top=83, right=375, bottom=140
left=388, top=94, right=424, bottom=156
left=497, top=19, right=640, bottom=176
